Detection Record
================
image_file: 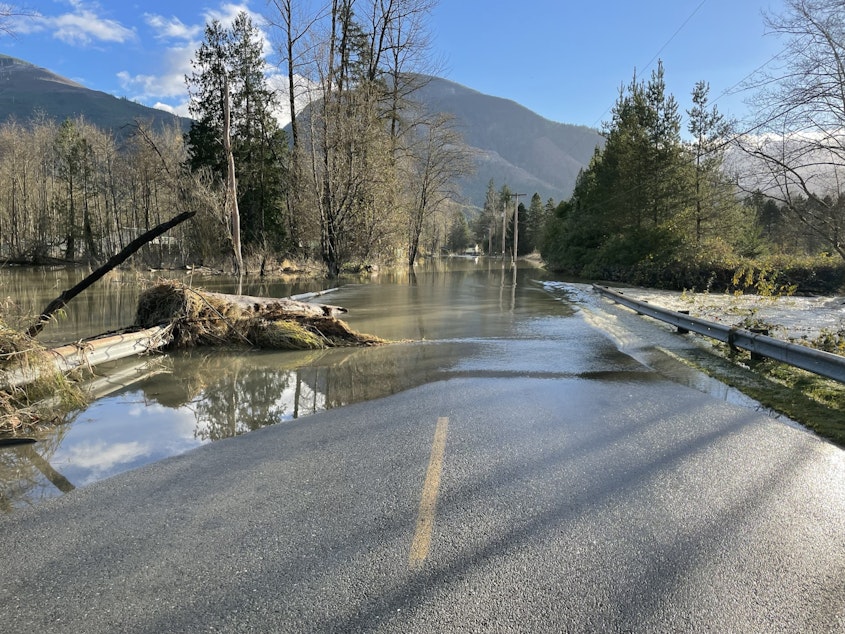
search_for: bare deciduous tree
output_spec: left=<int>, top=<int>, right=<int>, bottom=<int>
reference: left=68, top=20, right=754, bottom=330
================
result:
left=0, top=3, right=34, bottom=37
left=0, top=116, right=217, bottom=267
left=404, top=113, right=473, bottom=266
left=265, top=0, right=457, bottom=276
left=737, top=0, right=845, bottom=260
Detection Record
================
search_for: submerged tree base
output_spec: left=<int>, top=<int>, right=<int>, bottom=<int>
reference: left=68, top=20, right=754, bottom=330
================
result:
left=134, top=280, right=385, bottom=350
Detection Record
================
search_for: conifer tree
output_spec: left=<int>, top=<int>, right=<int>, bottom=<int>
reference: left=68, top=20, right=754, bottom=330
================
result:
left=185, top=12, right=289, bottom=253
left=541, top=63, right=696, bottom=278
left=686, top=80, right=738, bottom=251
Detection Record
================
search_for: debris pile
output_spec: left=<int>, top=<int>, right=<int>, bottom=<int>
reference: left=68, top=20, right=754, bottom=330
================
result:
left=134, top=280, right=384, bottom=350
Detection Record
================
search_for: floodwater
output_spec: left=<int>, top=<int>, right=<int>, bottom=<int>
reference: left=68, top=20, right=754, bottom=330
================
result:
left=1, top=259, right=582, bottom=510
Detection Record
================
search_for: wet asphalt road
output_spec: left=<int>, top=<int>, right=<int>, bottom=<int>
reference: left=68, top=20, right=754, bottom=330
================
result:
left=1, top=301, right=844, bottom=633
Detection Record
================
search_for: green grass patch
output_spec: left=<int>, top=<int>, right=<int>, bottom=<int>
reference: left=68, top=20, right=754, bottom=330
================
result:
left=696, top=342, right=845, bottom=447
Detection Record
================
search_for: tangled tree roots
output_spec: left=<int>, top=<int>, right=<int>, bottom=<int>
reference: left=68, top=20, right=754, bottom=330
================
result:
left=135, top=281, right=385, bottom=350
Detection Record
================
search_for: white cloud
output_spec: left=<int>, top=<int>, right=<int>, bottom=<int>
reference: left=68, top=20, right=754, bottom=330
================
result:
left=24, top=1, right=136, bottom=47
left=267, top=72, right=318, bottom=127
left=153, top=100, right=192, bottom=118
left=143, top=13, right=202, bottom=42
left=204, top=2, right=274, bottom=58
left=114, top=2, right=313, bottom=122
left=53, top=12, right=135, bottom=45
left=117, top=43, right=194, bottom=104
left=65, top=440, right=150, bottom=472
left=152, top=102, right=177, bottom=115
left=204, top=2, right=256, bottom=27
left=121, top=3, right=278, bottom=115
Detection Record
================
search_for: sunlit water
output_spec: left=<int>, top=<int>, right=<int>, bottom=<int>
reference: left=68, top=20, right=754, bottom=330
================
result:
left=1, top=259, right=581, bottom=510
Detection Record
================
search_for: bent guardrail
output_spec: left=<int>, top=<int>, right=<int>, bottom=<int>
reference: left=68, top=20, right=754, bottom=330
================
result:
left=592, top=284, right=845, bottom=384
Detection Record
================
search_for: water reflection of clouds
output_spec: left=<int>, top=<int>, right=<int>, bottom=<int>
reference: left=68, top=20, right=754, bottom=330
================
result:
left=62, top=441, right=149, bottom=480
left=51, top=392, right=203, bottom=486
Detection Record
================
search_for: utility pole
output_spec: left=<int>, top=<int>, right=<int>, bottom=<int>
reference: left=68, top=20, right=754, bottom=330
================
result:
left=501, top=201, right=507, bottom=260
left=510, top=193, right=525, bottom=264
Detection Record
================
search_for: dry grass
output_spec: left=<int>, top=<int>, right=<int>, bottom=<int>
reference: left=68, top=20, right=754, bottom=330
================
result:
left=135, top=280, right=385, bottom=350
left=0, top=319, right=86, bottom=435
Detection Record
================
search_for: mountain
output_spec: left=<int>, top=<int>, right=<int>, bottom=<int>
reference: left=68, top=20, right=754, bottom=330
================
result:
left=414, top=76, right=603, bottom=206
left=0, top=55, right=600, bottom=205
left=0, top=55, right=189, bottom=134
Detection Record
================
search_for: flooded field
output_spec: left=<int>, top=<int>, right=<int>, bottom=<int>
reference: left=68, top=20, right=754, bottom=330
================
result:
left=1, top=259, right=575, bottom=510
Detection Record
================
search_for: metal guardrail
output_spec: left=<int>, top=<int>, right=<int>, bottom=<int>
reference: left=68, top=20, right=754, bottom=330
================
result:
left=593, top=284, right=845, bottom=384
left=1, top=325, right=172, bottom=391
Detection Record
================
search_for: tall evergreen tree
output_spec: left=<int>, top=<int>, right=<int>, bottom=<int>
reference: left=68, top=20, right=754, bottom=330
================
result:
left=541, top=63, right=695, bottom=278
left=524, top=192, right=544, bottom=254
left=185, top=12, right=289, bottom=252
left=53, top=119, right=93, bottom=261
left=446, top=210, right=472, bottom=253
left=686, top=80, right=738, bottom=252
left=475, top=178, right=499, bottom=254
left=642, top=61, right=686, bottom=228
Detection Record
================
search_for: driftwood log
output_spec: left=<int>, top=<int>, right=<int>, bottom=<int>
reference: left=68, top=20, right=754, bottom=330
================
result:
left=135, top=281, right=383, bottom=350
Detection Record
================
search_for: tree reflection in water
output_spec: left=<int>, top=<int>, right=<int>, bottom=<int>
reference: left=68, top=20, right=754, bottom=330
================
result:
left=141, top=341, right=462, bottom=443
left=1, top=259, right=568, bottom=509
left=0, top=422, right=74, bottom=510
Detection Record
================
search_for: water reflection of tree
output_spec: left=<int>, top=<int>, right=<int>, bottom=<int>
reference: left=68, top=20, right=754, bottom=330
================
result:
left=143, top=343, right=456, bottom=442
left=0, top=417, right=74, bottom=511
left=193, top=364, right=301, bottom=441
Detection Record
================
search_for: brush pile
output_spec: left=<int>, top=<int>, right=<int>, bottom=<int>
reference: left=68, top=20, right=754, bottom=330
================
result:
left=134, top=280, right=384, bottom=350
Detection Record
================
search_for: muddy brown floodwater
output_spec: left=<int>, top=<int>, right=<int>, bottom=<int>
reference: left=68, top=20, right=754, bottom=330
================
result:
left=1, top=259, right=576, bottom=510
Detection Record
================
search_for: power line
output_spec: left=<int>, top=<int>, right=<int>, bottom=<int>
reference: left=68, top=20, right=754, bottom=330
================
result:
left=641, top=0, right=708, bottom=76
left=710, top=49, right=784, bottom=107
left=590, top=1, right=708, bottom=129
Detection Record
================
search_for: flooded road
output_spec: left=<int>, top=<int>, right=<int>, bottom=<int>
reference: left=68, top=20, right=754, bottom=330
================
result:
left=1, top=259, right=596, bottom=510
left=2, top=260, right=843, bottom=633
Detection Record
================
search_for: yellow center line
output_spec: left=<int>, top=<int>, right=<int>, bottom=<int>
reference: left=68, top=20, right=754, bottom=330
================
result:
left=409, top=416, right=449, bottom=569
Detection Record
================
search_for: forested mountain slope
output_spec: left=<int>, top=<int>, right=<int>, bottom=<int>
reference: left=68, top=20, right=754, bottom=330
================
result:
left=414, top=76, right=603, bottom=204
left=0, top=55, right=189, bottom=134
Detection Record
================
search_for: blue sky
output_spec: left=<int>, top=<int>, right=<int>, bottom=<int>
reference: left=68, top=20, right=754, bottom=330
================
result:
left=4, top=0, right=785, bottom=129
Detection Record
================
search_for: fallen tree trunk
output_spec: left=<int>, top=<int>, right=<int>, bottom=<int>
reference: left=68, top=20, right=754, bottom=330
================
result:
left=27, top=211, right=196, bottom=338
left=1, top=326, right=172, bottom=393
left=134, top=280, right=383, bottom=350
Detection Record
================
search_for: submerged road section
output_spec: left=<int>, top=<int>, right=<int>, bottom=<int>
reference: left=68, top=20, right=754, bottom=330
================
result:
left=1, top=287, right=843, bottom=633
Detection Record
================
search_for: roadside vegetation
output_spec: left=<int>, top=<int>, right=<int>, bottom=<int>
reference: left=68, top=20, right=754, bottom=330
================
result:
left=665, top=336, right=845, bottom=447
left=699, top=334, right=845, bottom=448
left=540, top=0, right=845, bottom=296
left=610, top=286, right=845, bottom=446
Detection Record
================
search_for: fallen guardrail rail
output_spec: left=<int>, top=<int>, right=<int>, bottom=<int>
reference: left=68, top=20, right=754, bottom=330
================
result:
left=0, top=325, right=172, bottom=392
left=592, top=284, right=845, bottom=384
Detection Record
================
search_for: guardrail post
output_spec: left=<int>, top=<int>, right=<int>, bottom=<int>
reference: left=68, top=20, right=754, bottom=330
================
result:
left=750, top=328, right=769, bottom=361
left=677, top=310, right=690, bottom=334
